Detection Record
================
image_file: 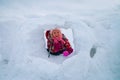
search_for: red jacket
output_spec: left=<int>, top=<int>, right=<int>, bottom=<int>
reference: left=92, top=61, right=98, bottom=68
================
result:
left=46, top=30, right=73, bottom=53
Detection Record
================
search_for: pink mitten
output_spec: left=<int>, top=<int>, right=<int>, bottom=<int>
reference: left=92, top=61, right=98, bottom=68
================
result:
left=63, top=51, right=69, bottom=56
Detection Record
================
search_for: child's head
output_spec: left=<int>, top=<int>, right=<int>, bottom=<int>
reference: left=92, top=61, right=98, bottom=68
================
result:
left=51, top=28, right=62, bottom=38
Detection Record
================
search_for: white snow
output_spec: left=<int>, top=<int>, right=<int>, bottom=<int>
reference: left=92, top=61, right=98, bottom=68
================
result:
left=0, top=0, right=120, bottom=80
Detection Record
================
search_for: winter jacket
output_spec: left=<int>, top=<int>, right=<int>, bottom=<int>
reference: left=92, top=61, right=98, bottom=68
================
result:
left=46, top=30, right=73, bottom=55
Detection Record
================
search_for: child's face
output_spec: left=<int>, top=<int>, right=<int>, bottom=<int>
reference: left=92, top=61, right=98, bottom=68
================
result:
left=52, top=30, right=61, bottom=38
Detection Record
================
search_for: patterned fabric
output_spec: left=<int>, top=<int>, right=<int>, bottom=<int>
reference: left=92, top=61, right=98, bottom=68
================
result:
left=45, top=30, right=73, bottom=54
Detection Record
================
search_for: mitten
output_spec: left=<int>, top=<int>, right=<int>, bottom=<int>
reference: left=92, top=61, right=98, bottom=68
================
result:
left=63, top=51, right=69, bottom=56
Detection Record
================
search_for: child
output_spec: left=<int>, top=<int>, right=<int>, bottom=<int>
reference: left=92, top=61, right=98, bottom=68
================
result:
left=46, top=28, right=73, bottom=56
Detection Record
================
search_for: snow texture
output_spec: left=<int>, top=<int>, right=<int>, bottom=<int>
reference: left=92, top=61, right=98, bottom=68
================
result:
left=0, top=0, right=120, bottom=80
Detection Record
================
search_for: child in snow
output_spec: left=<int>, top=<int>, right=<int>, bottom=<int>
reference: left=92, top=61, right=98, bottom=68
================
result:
left=46, top=28, right=73, bottom=56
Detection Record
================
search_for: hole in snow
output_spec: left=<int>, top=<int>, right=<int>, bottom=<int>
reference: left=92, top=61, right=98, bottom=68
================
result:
left=27, top=25, right=75, bottom=64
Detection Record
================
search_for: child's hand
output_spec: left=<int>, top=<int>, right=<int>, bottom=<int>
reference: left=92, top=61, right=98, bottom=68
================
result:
left=56, top=38, right=65, bottom=44
left=53, top=37, right=65, bottom=44
left=60, top=39, right=65, bottom=44
left=63, top=51, right=69, bottom=56
left=53, top=38, right=58, bottom=43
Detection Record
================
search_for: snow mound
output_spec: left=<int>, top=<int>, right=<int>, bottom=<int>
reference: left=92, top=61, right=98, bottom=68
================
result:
left=0, top=2, right=120, bottom=79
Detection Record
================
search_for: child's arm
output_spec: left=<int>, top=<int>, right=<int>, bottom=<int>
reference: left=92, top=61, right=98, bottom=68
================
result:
left=62, top=34, right=71, bottom=48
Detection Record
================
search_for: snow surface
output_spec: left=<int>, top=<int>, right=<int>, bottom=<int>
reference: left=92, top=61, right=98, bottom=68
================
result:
left=0, top=0, right=120, bottom=80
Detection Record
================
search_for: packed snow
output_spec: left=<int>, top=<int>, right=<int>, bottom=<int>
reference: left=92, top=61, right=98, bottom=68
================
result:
left=0, top=0, right=120, bottom=80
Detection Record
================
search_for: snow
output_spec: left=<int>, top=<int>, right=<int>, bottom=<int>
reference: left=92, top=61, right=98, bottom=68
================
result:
left=0, top=0, right=120, bottom=80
